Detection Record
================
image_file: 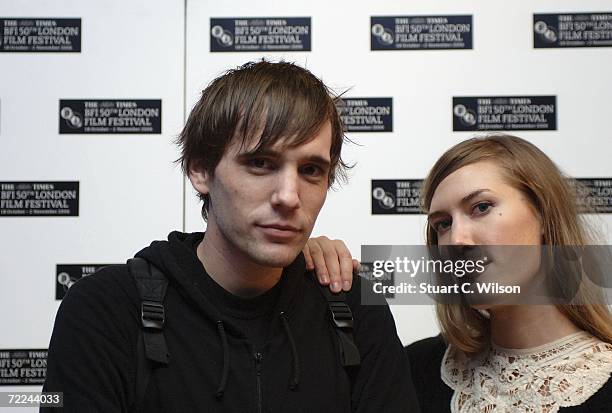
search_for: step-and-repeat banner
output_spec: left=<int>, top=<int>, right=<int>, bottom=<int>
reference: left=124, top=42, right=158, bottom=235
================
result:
left=1, top=1, right=611, bottom=407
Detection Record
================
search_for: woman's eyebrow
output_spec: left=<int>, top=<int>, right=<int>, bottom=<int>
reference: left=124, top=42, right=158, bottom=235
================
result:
left=461, top=189, right=491, bottom=204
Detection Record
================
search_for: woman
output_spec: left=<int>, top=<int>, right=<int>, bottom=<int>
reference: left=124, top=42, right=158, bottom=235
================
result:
left=305, top=134, right=612, bottom=412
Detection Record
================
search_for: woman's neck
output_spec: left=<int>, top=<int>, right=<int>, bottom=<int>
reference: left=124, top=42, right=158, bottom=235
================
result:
left=489, top=305, right=581, bottom=349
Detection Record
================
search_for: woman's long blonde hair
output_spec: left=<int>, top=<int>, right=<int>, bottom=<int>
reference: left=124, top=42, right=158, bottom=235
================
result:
left=421, top=134, right=612, bottom=353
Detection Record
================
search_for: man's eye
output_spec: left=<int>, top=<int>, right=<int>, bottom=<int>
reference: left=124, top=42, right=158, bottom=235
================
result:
left=473, top=202, right=492, bottom=215
left=300, top=164, right=323, bottom=177
left=249, top=158, right=273, bottom=170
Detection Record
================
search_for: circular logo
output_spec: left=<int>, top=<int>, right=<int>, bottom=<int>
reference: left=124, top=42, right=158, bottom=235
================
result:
left=371, top=23, right=394, bottom=46
left=211, top=25, right=234, bottom=47
left=453, top=104, right=477, bottom=127
left=373, top=186, right=396, bottom=209
left=69, top=115, right=82, bottom=128
left=57, top=272, right=71, bottom=286
left=60, top=107, right=73, bottom=119
left=60, top=106, right=83, bottom=129
left=211, top=25, right=224, bottom=38
left=372, top=187, right=386, bottom=200
left=534, top=21, right=548, bottom=34
left=462, top=111, right=476, bottom=126
left=371, top=24, right=384, bottom=36
left=534, top=21, right=557, bottom=43
left=57, top=272, right=77, bottom=290
left=381, top=195, right=395, bottom=208
left=453, top=104, right=467, bottom=117
left=544, top=28, right=557, bottom=42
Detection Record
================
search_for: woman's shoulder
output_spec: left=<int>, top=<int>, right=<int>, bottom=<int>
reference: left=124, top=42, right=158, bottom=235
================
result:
left=405, top=335, right=453, bottom=412
left=560, top=336, right=612, bottom=411
left=405, top=334, right=447, bottom=362
left=586, top=375, right=612, bottom=404
left=405, top=335, right=448, bottom=380
left=561, top=375, right=612, bottom=412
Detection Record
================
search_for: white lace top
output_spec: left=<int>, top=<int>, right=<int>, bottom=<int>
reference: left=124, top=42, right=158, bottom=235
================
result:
left=441, top=331, right=612, bottom=413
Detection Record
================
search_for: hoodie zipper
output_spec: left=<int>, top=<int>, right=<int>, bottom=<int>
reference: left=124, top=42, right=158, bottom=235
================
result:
left=255, top=352, right=263, bottom=413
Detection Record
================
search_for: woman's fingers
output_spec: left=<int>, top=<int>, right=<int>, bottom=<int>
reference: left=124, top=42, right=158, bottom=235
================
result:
left=303, top=242, right=315, bottom=271
left=336, top=241, right=354, bottom=292
left=305, top=237, right=330, bottom=285
left=305, top=236, right=357, bottom=292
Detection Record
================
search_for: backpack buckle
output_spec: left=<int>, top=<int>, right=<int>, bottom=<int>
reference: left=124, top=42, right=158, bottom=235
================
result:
left=329, top=302, right=354, bottom=329
left=141, top=300, right=165, bottom=330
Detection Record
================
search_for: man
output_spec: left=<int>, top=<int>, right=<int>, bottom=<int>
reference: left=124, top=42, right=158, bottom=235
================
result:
left=43, top=61, right=419, bottom=412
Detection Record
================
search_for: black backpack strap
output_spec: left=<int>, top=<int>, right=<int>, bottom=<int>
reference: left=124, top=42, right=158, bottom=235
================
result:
left=128, top=257, right=170, bottom=411
left=134, top=334, right=149, bottom=413
left=318, top=285, right=361, bottom=367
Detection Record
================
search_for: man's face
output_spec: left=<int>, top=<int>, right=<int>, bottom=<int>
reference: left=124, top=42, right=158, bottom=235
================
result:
left=190, top=121, right=332, bottom=269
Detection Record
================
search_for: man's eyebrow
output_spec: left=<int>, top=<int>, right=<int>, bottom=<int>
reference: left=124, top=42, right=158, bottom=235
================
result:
left=236, top=149, right=332, bottom=168
left=427, top=189, right=492, bottom=220
left=304, top=155, right=331, bottom=169
left=235, top=148, right=280, bottom=160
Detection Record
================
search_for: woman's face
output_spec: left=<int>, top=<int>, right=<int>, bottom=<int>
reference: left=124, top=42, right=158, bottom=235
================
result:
left=428, top=161, right=542, bottom=246
left=428, top=161, right=543, bottom=305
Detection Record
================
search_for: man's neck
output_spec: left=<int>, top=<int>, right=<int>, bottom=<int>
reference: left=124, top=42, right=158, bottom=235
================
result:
left=196, top=231, right=283, bottom=299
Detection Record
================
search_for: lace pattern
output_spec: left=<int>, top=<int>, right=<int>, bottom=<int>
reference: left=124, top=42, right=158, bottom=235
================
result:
left=441, top=332, right=612, bottom=413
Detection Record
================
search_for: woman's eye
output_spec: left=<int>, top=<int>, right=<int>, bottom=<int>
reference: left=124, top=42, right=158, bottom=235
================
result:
left=432, top=219, right=451, bottom=233
left=473, top=202, right=492, bottom=215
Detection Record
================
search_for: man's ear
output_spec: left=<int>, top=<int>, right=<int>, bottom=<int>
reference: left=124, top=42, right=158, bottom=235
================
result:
left=188, top=165, right=211, bottom=195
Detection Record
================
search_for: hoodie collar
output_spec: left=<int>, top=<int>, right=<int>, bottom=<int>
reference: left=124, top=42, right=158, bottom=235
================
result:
left=135, top=231, right=307, bottom=328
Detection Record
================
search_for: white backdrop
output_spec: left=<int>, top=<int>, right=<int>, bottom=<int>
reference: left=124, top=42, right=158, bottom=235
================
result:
left=184, top=0, right=612, bottom=346
left=1, top=0, right=611, bottom=410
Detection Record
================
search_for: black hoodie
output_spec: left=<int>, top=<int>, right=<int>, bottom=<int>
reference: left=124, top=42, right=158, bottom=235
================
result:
left=43, top=232, right=420, bottom=412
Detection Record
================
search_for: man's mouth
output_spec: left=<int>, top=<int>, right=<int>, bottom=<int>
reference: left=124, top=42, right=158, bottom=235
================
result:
left=257, top=223, right=301, bottom=240
left=260, top=223, right=299, bottom=231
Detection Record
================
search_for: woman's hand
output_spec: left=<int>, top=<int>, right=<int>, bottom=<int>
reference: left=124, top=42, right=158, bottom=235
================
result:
left=303, top=236, right=360, bottom=293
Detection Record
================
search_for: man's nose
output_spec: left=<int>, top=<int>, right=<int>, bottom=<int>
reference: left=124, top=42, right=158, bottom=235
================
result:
left=271, top=168, right=300, bottom=210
